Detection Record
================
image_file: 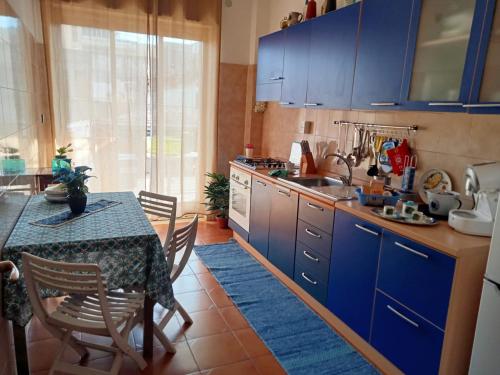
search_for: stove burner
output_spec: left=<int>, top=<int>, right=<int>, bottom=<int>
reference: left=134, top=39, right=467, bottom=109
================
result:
left=234, top=155, right=287, bottom=170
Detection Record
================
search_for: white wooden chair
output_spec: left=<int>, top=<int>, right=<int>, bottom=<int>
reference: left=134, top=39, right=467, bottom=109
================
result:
left=154, top=215, right=199, bottom=346
left=138, top=191, right=177, bottom=250
left=22, top=253, right=148, bottom=375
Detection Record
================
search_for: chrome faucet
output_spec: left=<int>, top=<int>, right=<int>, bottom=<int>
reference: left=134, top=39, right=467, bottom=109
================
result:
left=324, top=153, right=353, bottom=186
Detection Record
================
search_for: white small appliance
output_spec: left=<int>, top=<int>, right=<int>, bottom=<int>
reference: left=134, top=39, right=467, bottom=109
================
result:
left=448, top=162, right=500, bottom=237
left=469, top=199, right=500, bottom=374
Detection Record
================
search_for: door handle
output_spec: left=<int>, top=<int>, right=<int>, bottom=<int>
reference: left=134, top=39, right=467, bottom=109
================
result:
left=354, top=224, right=379, bottom=236
left=370, top=102, right=397, bottom=106
left=301, top=272, right=318, bottom=285
left=306, top=202, right=324, bottom=211
left=428, top=102, right=463, bottom=106
left=277, top=189, right=290, bottom=197
left=387, top=305, right=419, bottom=328
left=305, top=228, right=321, bottom=238
left=463, top=104, right=500, bottom=108
left=303, top=250, right=319, bottom=262
left=269, top=76, right=284, bottom=81
left=279, top=101, right=294, bottom=105
left=304, top=103, right=322, bottom=107
left=394, top=241, right=429, bottom=259
left=256, top=180, right=266, bottom=187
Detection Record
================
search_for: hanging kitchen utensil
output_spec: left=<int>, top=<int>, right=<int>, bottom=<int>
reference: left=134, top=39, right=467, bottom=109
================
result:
left=379, top=140, right=396, bottom=174
left=338, top=123, right=350, bottom=165
left=387, top=139, right=411, bottom=176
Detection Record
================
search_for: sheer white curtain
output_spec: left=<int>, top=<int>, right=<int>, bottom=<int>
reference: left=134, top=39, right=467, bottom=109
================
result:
left=44, top=0, right=220, bottom=215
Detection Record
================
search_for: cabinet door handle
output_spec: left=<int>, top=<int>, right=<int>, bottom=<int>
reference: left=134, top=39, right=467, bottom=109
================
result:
left=305, top=228, right=321, bottom=238
left=370, top=102, right=397, bottom=106
left=354, top=224, right=379, bottom=236
left=256, top=180, right=266, bottom=187
left=279, top=101, right=294, bottom=105
left=301, top=272, right=318, bottom=285
left=387, top=305, right=419, bottom=328
left=269, top=76, right=284, bottom=81
left=307, top=202, right=324, bottom=211
left=304, top=103, right=322, bottom=107
left=395, top=241, right=429, bottom=259
left=463, top=104, right=500, bottom=108
left=428, top=102, right=463, bottom=106
left=303, top=250, right=319, bottom=262
left=277, top=189, right=290, bottom=197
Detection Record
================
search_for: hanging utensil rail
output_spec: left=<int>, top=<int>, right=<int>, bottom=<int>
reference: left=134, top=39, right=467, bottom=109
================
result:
left=333, top=120, right=418, bottom=133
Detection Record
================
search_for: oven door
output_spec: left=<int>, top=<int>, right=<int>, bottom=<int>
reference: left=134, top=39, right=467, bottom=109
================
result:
left=229, top=179, right=251, bottom=232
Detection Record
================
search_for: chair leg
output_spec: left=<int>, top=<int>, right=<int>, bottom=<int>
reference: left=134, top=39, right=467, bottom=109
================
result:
left=49, top=330, right=73, bottom=375
left=157, top=307, right=176, bottom=330
left=110, top=351, right=124, bottom=375
left=176, top=300, right=193, bottom=325
left=153, top=323, right=176, bottom=354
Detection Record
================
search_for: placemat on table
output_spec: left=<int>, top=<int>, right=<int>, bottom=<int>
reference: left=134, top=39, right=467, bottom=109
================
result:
left=30, top=199, right=121, bottom=228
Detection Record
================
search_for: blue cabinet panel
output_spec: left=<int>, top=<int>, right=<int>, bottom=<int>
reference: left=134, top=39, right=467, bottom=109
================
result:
left=296, top=220, right=332, bottom=260
left=298, top=197, right=335, bottom=235
left=351, top=0, right=414, bottom=110
left=295, top=242, right=330, bottom=284
left=294, top=259, right=329, bottom=305
left=371, top=292, right=444, bottom=375
left=327, top=210, right=382, bottom=340
left=268, top=186, right=298, bottom=278
left=256, top=30, right=285, bottom=101
left=249, top=177, right=272, bottom=258
left=280, top=21, right=311, bottom=108
left=377, top=231, right=455, bottom=329
left=306, top=3, right=360, bottom=109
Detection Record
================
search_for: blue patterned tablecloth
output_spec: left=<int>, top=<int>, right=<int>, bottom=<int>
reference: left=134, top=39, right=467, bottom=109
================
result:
left=1, top=192, right=174, bottom=326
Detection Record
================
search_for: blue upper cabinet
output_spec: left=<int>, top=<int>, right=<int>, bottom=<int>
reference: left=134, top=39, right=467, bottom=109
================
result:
left=280, top=21, right=312, bottom=108
left=256, top=30, right=286, bottom=101
left=327, top=210, right=382, bottom=340
left=305, top=4, right=360, bottom=109
left=400, top=0, right=486, bottom=112
left=351, top=0, right=414, bottom=110
left=466, top=0, right=500, bottom=114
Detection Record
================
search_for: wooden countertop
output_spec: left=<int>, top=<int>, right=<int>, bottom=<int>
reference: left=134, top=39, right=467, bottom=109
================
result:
left=230, top=161, right=491, bottom=259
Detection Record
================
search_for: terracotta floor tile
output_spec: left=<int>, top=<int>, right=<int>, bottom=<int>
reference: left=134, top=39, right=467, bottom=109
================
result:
left=207, top=286, right=233, bottom=308
left=184, top=309, right=230, bottom=340
left=218, top=306, right=249, bottom=331
left=188, top=332, right=248, bottom=370
left=27, top=317, right=54, bottom=342
left=145, top=342, right=200, bottom=375
left=195, top=272, right=220, bottom=291
left=189, top=260, right=210, bottom=274
left=251, top=354, right=286, bottom=375
left=132, top=319, right=186, bottom=350
left=28, top=338, right=81, bottom=372
left=175, top=290, right=216, bottom=313
left=173, top=275, right=203, bottom=294
left=233, top=328, right=270, bottom=358
left=201, top=360, right=260, bottom=375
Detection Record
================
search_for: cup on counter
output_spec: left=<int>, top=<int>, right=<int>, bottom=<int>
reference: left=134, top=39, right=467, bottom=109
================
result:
left=426, top=190, right=462, bottom=216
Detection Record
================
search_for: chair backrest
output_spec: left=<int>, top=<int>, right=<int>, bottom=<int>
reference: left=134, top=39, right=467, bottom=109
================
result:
left=22, top=253, right=118, bottom=335
left=166, top=215, right=198, bottom=282
left=138, top=191, right=177, bottom=249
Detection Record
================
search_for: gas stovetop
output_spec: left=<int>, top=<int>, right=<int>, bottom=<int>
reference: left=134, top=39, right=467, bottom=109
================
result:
left=234, top=156, right=287, bottom=170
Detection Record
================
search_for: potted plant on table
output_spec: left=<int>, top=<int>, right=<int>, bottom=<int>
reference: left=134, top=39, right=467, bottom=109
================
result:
left=52, top=143, right=73, bottom=175
left=55, top=166, right=94, bottom=215
left=204, top=172, right=230, bottom=228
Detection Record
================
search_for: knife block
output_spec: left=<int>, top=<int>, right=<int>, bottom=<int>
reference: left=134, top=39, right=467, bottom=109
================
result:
left=301, top=152, right=317, bottom=174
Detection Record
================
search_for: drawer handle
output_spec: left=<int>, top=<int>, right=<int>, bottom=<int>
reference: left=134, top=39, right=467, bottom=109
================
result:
left=256, top=180, right=266, bottom=187
left=304, top=103, right=322, bottom=107
left=307, top=202, right=324, bottom=211
left=428, top=102, right=463, bottom=106
left=279, top=101, right=294, bottom=105
left=303, top=250, right=319, bottom=262
left=305, top=228, right=321, bottom=238
left=269, top=76, right=284, bottom=81
left=387, top=305, right=419, bottom=328
left=463, top=104, right=500, bottom=108
left=395, top=241, right=429, bottom=259
left=277, top=189, right=290, bottom=197
left=354, top=224, right=379, bottom=236
left=370, top=102, right=397, bottom=106
left=301, top=272, right=318, bottom=285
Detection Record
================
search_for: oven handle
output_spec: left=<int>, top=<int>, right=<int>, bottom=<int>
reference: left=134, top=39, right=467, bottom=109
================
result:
left=231, top=179, right=250, bottom=189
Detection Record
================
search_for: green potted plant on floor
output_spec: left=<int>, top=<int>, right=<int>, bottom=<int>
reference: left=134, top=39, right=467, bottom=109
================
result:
left=204, top=172, right=230, bottom=228
left=56, top=166, right=94, bottom=215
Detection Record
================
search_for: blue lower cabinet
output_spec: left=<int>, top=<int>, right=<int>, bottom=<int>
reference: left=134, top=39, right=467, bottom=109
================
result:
left=371, top=291, right=444, bottom=375
left=295, top=242, right=330, bottom=284
left=327, top=210, right=382, bottom=340
left=294, top=259, right=329, bottom=305
left=377, top=231, right=455, bottom=329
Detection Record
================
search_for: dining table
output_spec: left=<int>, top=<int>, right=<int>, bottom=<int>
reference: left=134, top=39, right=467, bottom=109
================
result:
left=0, top=191, right=175, bottom=374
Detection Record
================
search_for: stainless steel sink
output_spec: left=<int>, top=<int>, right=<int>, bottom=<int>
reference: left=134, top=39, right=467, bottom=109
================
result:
left=277, top=176, right=357, bottom=201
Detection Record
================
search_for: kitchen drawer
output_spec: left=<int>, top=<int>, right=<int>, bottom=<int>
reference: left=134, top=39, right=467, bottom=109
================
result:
left=294, top=261, right=328, bottom=305
left=298, top=197, right=335, bottom=234
left=296, top=220, right=332, bottom=259
left=371, top=291, right=444, bottom=375
left=295, top=242, right=330, bottom=284
left=378, top=231, right=455, bottom=329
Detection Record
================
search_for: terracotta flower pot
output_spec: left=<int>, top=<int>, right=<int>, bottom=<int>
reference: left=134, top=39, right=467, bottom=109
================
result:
left=216, top=216, right=229, bottom=229
left=69, top=194, right=87, bottom=215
